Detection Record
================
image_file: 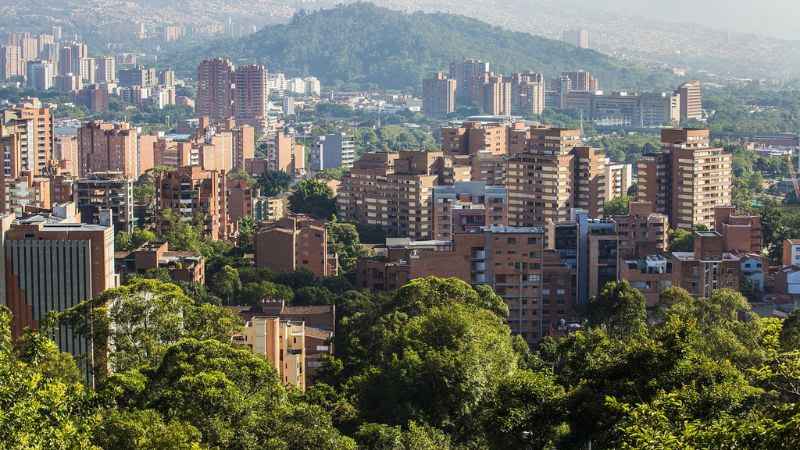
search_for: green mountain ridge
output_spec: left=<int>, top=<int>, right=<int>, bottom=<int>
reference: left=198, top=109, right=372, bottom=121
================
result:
left=188, top=2, right=676, bottom=91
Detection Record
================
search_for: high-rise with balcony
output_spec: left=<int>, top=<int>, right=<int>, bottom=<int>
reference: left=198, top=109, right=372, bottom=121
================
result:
left=155, top=166, right=229, bottom=240
left=637, top=129, right=731, bottom=229
left=0, top=98, right=54, bottom=177
left=197, top=58, right=234, bottom=122
left=422, top=72, right=457, bottom=118
left=0, top=46, right=22, bottom=80
left=233, top=64, right=269, bottom=132
left=511, top=72, right=545, bottom=116
left=506, top=127, right=582, bottom=226
left=95, top=56, right=116, bottom=83
left=78, top=121, right=138, bottom=178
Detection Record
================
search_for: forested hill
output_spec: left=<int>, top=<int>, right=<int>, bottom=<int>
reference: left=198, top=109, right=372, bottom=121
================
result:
left=195, top=2, right=675, bottom=90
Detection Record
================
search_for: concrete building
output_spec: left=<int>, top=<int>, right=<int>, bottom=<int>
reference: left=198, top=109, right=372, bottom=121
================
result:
left=636, top=129, right=732, bottom=229
left=196, top=58, right=234, bottom=122
left=233, top=317, right=305, bottom=391
left=3, top=218, right=117, bottom=366
left=613, top=201, right=669, bottom=260
left=312, top=133, right=355, bottom=171
left=482, top=75, right=512, bottom=116
left=572, top=146, right=608, bottom=218
left=118, top=65, right=157, bottom=88
left=0, top=45, right=23, bottom=80
left=432, top=182, right=508, bottom=240
left=449, top=59, right=490, bottom=106
left=253, top=195, right=288, bottom=223
left=267, top=131, right=304, bottom=175
left=783, top=240, right=800, bottom=267
left=55, top=135, right=79, bottom=175
left=26, top=60, right=54, bottom=90
left=75, top=172, right=134, bottom=233
left=563, top=29, right=590, bottom=49
left=115, top=241, right=205, bottom=285
left=95, top=56, right=116, bottom=83
left=233, top=64, right=269, bottom=132
left=422, top=72, right=457, bottom=118
left=255, top=214, right=333, bottom=278
left=228, top=179, right=258, bottom=225
left=155, top=166, right=229, bottom=240
left=0, top=98, right=54, bottom=177
left=506, top=127, right=582, bottom=226
left=78, top=121, right=138, bottom=178
left=2, top=172, right=52, bottom=215
left=562, top=71, right=598, bottom=92
left=676, top=80, right=702, bottom=122
left=338, top=151, right=467, bottom=240
left=714, top=206, right=762, bottom=254
left=605, top=161, right=633, bottom=200
left=355, top=225, right=583, bottom=344
left=511, top=72, right=545, bottom=116
left=76, top=85, right=109, bottom=113
left=79, top=57, right=95, bottom=85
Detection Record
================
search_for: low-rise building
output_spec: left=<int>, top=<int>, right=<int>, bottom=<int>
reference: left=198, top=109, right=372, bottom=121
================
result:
left=115, top=241, right=205, bottom=285
left=254, top=215, right=334, bottom=278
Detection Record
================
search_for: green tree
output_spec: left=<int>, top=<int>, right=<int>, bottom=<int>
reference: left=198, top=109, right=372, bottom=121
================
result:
left=258, top=169, right=292, bottom=197
left=604, top=195, right=630, bottom=217
left=669, top=228, right=695, bottom=252
left=588, top=280, right=647, bottom=338
left=328, top=220, right=368, bottom=273
left=209, top=265, right=241, bottom=305
left=289, top=179, right=336, bottom=219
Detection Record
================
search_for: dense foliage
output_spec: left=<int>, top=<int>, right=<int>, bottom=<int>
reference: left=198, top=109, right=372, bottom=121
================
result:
left=186, top=3, right=674, bottom=91
left=289, top=178, right=337, bottom=219
left=4, top=273, right=800, bottom=448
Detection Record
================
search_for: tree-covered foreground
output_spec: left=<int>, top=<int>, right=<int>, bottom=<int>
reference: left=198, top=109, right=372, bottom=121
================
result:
left=2, top=276, right=800, bottom=449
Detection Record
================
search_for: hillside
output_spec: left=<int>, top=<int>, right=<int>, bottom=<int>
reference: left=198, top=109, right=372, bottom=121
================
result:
left=193, top=3, right=675, bottom=91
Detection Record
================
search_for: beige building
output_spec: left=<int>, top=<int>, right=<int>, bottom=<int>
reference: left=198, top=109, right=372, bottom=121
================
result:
left=0, top=98, right=54, bottom=177
left=423, top=72, right=457, bottom=118
left=233, top=317, right=306, bottom=391
left=255, top=214, right=333, bottom=278
left=506, top=127, right=582, bottom=226
left=337, top=151, right=467, bottom=240
left=676, top=80, right=702, bottom=122
left=482, top=75, right=512, bottom=116
left=637, top=129, right=731, bottom=229
left=155, top=166, right=229, bottom=240
left=605, top=161, right=633, bottom=200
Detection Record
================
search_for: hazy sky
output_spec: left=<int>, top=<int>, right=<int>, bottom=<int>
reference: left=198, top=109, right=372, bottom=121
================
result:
left=571, top=0, right=800, bottom=40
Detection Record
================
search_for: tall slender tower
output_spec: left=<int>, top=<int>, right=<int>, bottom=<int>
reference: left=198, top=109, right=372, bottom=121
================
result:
left=233, top=64, right=269, bottom=133
left=196, top=58, right=235, bottom=122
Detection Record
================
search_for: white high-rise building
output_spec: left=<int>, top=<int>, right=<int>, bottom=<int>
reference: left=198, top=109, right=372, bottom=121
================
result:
left=304, top=76, right=321, bottom=96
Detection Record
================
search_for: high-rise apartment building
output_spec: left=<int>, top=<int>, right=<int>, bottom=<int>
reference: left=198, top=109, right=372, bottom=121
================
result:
left=0, top=46, right=22, bottom=80
left=482, top=75, right=512, bottom=116
left=255, top=214, right=333, bottom=278
left=267, top=130, right=304, bottom=175
left=572, top=146, right=608, bottom=218
left=506, top=127, right=582, bottom=226
left=233, top=64, right=269, bottom=132
left=79, top=57, right=96, bottom=85
left=3, top=218, right=117, bottom=362
left=605, top=161, right=633, bottom=200
left=422, top=72, right=457, bottom=118
left=511, top=72, right=545, bottom=116
left=0, top=98, right=54, bottom=177
left=155, top=166, right=229, bottom=240
left=562, top=71, right=598, bottom=92
left=95, top=56, right=116, bottom=83
left=78, top=121, right=138, bottom=178
left=449, top=59, right=490, bottom=106
left=613, top=201, right=669, bottom=260
left=75, top=172, right=135, bottom=233
left=312, top=133, right=356, bottom=171
left=196, top=58, right=234, bottom=122
left=563, top=29, right=590, bottom=49
left=636, top=129, right=732, bottom=229
left=26, top=60, right=54, bottom=90
left=118, top=65, right=157, bottom=88
left=676, top=80, right=702, bottom=122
